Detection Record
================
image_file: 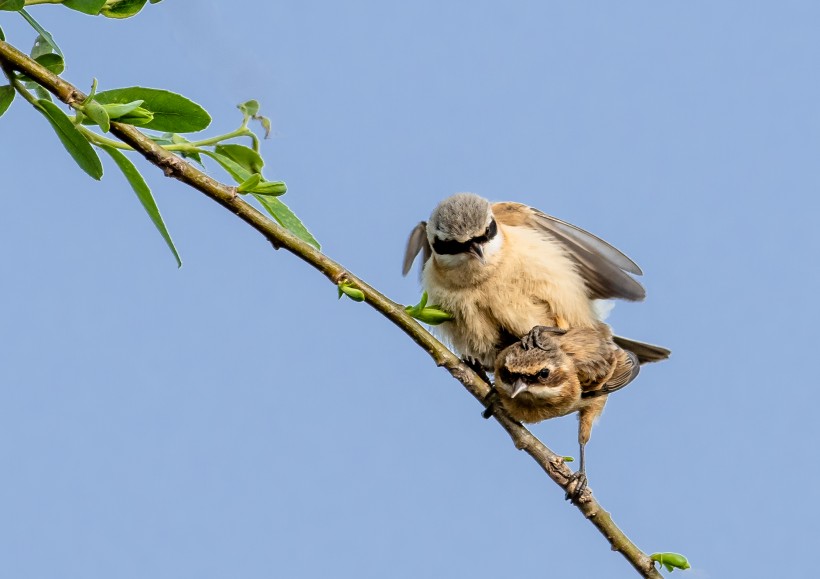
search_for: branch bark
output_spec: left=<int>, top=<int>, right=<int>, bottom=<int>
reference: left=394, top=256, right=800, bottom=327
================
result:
left=0, top=39, right=663, bottom=579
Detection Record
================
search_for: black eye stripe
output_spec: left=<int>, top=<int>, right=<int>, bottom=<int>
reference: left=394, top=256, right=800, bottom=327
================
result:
left=485, top=219, right=497, bottom=240
left=500, top=369, right=547, bottom=384
left=432, top=219, right=498, bottom=255
left=498, top=367, right=514, bottom=385
left=432, top=237, right=471, bottom=255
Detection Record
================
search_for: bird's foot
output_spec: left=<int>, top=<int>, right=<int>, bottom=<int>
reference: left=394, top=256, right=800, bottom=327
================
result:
left=463, top=356, right=491, bottom=379
left=482, top=386, right=499, bottom=419
left=461, top=357, right=496, bottom=418
left=521, top=326, right=567, bottom=351
left=564, top=471, right=588, bottom=502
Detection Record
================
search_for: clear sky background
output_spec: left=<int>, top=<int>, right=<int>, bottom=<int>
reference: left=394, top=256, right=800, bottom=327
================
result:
left=1, top=2, right=818, bottom=578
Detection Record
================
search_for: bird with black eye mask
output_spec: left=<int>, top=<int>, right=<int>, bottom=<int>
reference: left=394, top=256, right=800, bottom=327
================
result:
left=403, top=193, right=669, bottom=371
left=493, top=322, right=641, bottom=500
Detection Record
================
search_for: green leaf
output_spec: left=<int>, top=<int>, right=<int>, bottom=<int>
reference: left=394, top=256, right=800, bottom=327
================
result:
left=169, top=134, right=202, bottom=165
left=0, top=0, right=23, bottom=11
left=214, top=143, right=264, bottom=174
left=35, top=53, right=64, bottom=75
left=650, top=553, right=690, bottom=572
left=18, top=54, right=64, bottom=83
left=406, top=291, right=427, bottom=315
left=237, top=100, right=259, bottom=117
left=236, top=173, right=261, bottom=193
left=201, top=150, right=251, bottom=183
left=338, top=282, right=365, bottom=302
left=20, top=11, right=63, bottom=57
left=63, top=0, right=107, bottom=15
left=94, top=87, right=210, bottom=132
left=85, top=101, right=154, bottom=127
left=0, top=85, right=14, bottom=118
left=255, top=115, right=272, bottom=138
left=236, top=100, right=272, bottom=137
left=0, top=25, right=5, bottom=40
left=147, top=133, right=173, bottom=146
left=37, top=99, right=102, bottom=180
left=249, top=180, right=286, bottom=196
left=203, top=151, right=281, bottom=193
left=253, top=195, right=321, bottom=250
left=404, top=292, right=454, bottom=325
left=31, top=84, right=52, bottom=102
left=100, top=99, right=144, bottom=119
left=562, top=456, right=575, bottom=462
left=30, top=35, right=52, bottom=60
left=87, top=77, right=99, bottom=100
left=100, top=0, right=147, bottom=18
left=178, top=150, right=203, bottom=165
left=83, top=100, right=110, bottom=132
left=109, top=106, right=153, bottom=126
left=405, top=306, right=454, bottom=325
left=100, top=145, right=182, bottom=267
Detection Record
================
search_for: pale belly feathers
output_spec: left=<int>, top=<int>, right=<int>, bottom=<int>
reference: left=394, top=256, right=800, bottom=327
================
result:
left=423, top=223, right=597, bottom=368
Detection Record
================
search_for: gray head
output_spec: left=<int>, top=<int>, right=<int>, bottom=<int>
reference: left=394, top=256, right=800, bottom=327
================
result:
left=426, top=193, right=498, bottom=260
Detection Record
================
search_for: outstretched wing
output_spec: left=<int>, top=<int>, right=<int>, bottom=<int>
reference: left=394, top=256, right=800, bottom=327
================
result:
left=402, top=221, right=432, bottom=277
left=492, top=202, right=646, bottom=301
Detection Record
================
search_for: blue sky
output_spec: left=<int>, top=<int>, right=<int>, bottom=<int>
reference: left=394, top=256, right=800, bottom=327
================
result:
left=1, top=2, right=818, bottom=577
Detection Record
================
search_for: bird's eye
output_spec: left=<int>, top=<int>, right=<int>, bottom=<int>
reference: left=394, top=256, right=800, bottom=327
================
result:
left=537, top=368, right=550, bottom=380
left=498, top=368, right=513, bottom=385
left=485, top=219, right=497, bottom=239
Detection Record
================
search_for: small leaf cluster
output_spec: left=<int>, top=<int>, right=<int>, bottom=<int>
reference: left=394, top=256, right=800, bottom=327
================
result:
left=650, top=552, right=691, bottom=573
left=338, top=281, right=365, bottom=302
left=405, top=291, right=454, bottom=325
left=0, top=6, right=319, bottom=267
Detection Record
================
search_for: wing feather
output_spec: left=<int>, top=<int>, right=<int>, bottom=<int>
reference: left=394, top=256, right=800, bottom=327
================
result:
left=493, top=202, right=646, bottom=301
left=558, top=326, right=616, bottom=389
left=402, top=221, right=431, bottom=277
left=581, top=349, right=641, bottom=399
left=532, top=211, right=642, bottom=275
left=612, top=335, right=671, bottom=364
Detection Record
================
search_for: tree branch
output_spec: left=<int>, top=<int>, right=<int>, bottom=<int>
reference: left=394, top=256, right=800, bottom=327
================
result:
left=0, top=39, right=663, bottom=579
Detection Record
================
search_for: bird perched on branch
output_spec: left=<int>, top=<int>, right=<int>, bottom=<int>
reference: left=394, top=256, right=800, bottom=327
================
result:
left=403, top=193, right=669, bottom=369
left=493, top=323, right=641, bottom=499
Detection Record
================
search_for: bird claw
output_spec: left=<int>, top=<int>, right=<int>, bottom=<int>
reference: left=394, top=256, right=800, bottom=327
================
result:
left=521, top=326, right=567, bottom=351
left=463, top=356, right=493, bottom=386
left=482, top=386, right=498, bottom=419
left=564, top=471, right=588, bottom=502
left=463, top=356, right=489, bottom=374
left=462, top=356, right=497, bottom=419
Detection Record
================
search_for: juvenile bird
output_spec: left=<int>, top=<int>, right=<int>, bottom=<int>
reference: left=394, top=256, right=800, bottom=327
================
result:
left=493, top=323, right=641, bottom=499
left=403, top=193, right=669, bottom=369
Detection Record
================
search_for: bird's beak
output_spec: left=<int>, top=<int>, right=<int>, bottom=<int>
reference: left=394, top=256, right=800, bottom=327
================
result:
left=510, top=379, right=528, bottom=399
left=469, top=242, right=485, bottom=264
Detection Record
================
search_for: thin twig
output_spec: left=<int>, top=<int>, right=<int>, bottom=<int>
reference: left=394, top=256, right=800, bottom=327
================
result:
left=0, top=39, right=662, bottom=578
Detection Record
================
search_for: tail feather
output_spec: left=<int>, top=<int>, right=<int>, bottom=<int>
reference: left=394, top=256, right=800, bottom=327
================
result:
left=612, top=335, right=670, bottom=364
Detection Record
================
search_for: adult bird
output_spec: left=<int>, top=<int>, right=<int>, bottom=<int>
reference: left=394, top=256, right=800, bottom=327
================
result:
left=494, top=323, right=642, bottom=499
left=403, top=193, right=669, bottom=370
